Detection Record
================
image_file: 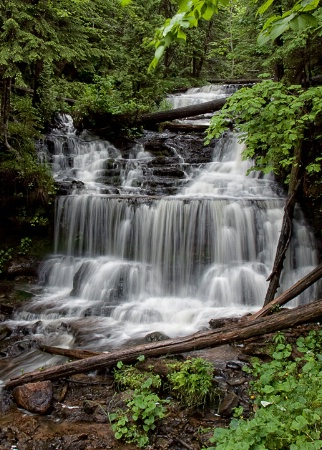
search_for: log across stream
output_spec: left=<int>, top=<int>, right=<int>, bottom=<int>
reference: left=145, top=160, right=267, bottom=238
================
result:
left=6, top=294, right=322, bottom=389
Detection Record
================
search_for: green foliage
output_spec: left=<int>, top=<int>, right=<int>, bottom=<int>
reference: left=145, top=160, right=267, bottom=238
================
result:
left=0, top=236, right=33, bottom=272
left=110, top=377, right=168, bottom=448
left=257, top=0, right=321, bottom=46
left=0, top=248, right=13, bottom=274
left=112, top=356, right=215, bottom=446
left=205, top=80, right=322, bottom=180
left=205, top=330, right=322, bottom=449
left=18, top=237, right=32, bottom=255
left=148, top=0, right=322, bottom=72
left=149, top=0, right=230, bottom=71
left=114, top=361, right=162, bottom=391
left=74, top=75, right=150, bottom=120
left=8, top=95, right=42, bottom=153
left=29, top=213, right=49, bottom=227
left=167, top=357, right=214, bottom=408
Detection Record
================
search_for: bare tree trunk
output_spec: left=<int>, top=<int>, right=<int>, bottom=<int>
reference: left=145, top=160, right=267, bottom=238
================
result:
left=264, top=144, right=303, bottom=306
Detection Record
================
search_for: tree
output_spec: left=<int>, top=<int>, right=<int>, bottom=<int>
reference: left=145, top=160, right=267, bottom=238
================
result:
left=0, top=0, right=111, bottom=149
left=145, top=0, right=322, bottom=71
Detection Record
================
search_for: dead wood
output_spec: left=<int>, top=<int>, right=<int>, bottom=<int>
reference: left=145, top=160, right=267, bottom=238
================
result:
left=162, top=122, right=209, bottom=132
left=264, top=145, right=303, bottom=305
left=208, top=79, right=261, bottom=84
left=5, top=299, right=322, bottom=389
left=251, top=263, right=322, bottom=320
left=136, top=98, right=227, bottom=126
left=38, top=344, right=101, bottom=359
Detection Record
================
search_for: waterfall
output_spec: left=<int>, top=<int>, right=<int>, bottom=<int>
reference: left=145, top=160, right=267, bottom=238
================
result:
left=168, top=84, right=239, bottom=109
left=1, top=86, right=318, bottom=380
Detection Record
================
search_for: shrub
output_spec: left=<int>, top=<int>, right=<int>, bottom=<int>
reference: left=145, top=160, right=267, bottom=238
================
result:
left=205, top=330, right=322, bottom=450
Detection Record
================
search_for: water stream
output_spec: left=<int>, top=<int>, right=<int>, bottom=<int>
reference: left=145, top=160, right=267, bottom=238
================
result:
left=0, top=85, right=318, bottom=382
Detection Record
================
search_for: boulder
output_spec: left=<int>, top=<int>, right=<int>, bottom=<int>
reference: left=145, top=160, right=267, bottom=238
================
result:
left=12, top=381, right=53, bottom=414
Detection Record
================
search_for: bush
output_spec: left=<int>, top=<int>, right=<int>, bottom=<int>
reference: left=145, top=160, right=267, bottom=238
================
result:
left=205, top=330, right=322, bottom=450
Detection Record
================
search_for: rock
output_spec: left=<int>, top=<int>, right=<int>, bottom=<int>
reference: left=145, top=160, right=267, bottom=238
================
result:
left=209, top=317, right=239, bottom=329
left=12, top=381, right=53, bottom=414
left=227, top=377, right=247, bottom=387
left=7, top=258, right=39, bottom=277
left=0, top=303, right=14, bottom=316
left=0, top=324, right=11, bottom=341
left=226, top=361, right=242, bottom=370
left=0, top=388, right=14, bottom=413
left=145, top=331, right=170, bottom=342
left=218, top=392, right=239, bottom=417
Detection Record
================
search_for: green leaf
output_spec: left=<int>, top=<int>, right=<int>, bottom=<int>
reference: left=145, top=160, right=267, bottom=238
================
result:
left=289, top=13, right=318, bottom=30
left=257, top=0, right=275, bottom=15
left=177, top=28, right=187, bottom=40
left=270, top=18, right=294, bottom=40
left=202, top=5, right=216, bottom=20
left=179, top=0, right=193, bottom=11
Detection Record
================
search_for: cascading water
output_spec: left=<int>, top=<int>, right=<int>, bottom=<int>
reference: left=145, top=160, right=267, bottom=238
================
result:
left=0, top=87, right=319, bottom=382
left=168, top=84, right=239, bottom=109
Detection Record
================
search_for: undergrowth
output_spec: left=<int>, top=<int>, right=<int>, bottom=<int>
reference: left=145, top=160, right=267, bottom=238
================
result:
left=110, top=356, right=215, bottom=447
left=205, top=329, right=322, bottom=450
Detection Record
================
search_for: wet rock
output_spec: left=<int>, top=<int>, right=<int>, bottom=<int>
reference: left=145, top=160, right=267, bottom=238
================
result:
left=0, top=325, right=11, bottom=341
left=218, top=392, right=239, bottom=417
left=0, top=303, right=14, bottom=316
left=12, top=381, right=53, bottom=414
left=226, top=361, right=242, bottom=370
left=92, top=405, right=108, bottom=423
left=7, top=258, right=39, bottom=277
left=53, top=382, right=68, bottom=403
left=145, top=331, right=170, bottom=342
left=209, top=317, right=239, bottom=329
left=2, top=338, right=38, bottom=357
left=227, top=376, right=247, bottom=387
left=54, top=180, right=85, bottom=195
left=0, top=388, right=14, bottom=413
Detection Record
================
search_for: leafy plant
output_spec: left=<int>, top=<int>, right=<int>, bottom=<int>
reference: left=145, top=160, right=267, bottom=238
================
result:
left=114, top=360, right=161, bottom=391
left=110, top=377, right=168, bottom=448
left=167, top=357, right=214, bottom=408
left=111, top=356, right=215, bottom=446
left=18, top=237, right=32, bottom=255
left=0, top=248, right=13, bottom=274
left=205, top=330, right=322, bottom=449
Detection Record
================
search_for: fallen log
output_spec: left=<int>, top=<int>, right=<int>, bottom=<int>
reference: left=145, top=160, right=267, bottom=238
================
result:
left=5, top=299, right=322, bottom=389
left=162, top=122, right=209, bottom=132
left=38, top=344, right=101, bottom=360
left=251, top=263, right=322, bottom=320
left=136, top=97, right=227, bottom=126
left=208, top=78, right=262, bottom=84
